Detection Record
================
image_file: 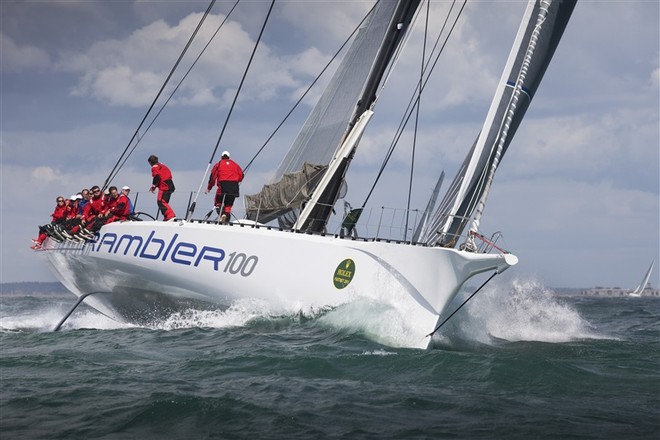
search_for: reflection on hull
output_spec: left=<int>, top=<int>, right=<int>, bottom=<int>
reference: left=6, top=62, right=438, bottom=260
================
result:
left=92, top=286, right=224, bottom=325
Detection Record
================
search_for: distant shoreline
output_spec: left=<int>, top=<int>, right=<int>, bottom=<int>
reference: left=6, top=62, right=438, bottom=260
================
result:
left=1, top=282, right=68, bottom=296
left=2, top=283, right=656, bottom=298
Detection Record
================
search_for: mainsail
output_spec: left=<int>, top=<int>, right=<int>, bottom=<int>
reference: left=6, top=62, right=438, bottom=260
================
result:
left=245, top=0, right=421, bottom=230
left=422, top=0, right=577, bottom=247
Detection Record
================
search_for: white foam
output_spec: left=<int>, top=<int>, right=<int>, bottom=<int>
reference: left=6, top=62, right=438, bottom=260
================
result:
left=318, top=299, right=424, bottom=348
left=0, top=303, right=126, bottom=332
left=448, top=275, right=603, bottom=344
left=153, top=298, right=278, bottom=330
left=360, top=349, right=398, bottom=356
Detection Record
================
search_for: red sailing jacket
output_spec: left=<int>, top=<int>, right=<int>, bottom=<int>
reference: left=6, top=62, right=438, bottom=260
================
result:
left=152, top=163, right=175, bottom=192
left=51, top=203, right=68, bottom=223
left=207, top=159, right=244, bottom=191
left=109, top=194, right=130, bottom=219
left=104, top=195, right=117, bottom=213
left=84, top=194, right=105, bottom=221
left=65, top=200, right=79, bottom=219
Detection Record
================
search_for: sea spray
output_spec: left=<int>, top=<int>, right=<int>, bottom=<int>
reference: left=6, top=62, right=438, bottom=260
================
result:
left=0, top=296, right=124, bottom=332
left=155, top=298, right=277, bottom=330
left=451, top=276, right=602, bottom=344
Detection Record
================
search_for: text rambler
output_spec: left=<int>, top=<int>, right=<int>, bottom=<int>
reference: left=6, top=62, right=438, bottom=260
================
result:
left=93, top=230, right=225, bottom=271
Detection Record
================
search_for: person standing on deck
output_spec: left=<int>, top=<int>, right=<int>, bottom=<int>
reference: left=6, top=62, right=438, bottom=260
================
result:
left=205, top=150, right=243, bottom=224
left=148, top=155, right=176, bottom=221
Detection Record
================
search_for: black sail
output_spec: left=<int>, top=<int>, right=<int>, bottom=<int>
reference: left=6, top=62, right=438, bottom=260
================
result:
left=245, top=0, right=421, bottom=231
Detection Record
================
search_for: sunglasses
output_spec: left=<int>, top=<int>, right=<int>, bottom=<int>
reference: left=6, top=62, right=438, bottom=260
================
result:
left=57, top=199, right=64, bottom=202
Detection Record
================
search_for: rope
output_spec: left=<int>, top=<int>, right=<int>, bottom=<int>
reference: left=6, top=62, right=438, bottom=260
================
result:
left=101, top=0, right=218, bottom=191
left=404, top=0, right=431, bottom=241
left=360, top=0, right=467, bottom=209
left=187, top=0, right=275, bottom=220
left=106, top=0, right=241, bottom=185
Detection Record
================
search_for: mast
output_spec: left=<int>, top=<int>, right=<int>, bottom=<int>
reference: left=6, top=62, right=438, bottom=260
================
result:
left=295, top=0, right=422, bottom=232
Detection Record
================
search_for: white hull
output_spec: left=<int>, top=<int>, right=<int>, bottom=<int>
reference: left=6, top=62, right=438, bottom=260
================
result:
left=40, top=220, right=516, bottom=349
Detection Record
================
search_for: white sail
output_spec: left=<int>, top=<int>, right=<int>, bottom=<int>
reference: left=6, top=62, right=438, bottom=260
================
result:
left=630, top=259, right=655, bottom=297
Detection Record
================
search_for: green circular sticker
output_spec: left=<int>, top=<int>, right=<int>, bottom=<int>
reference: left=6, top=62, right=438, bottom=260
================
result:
left=333, top=258, right=355, bottom=289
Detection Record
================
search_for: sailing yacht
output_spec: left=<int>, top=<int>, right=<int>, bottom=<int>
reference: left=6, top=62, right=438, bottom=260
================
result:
left=628, top=259, right=655, bottom=297
left=36, top=0, right=577, bottom=348
left=578, top=259, right=658, bottom=297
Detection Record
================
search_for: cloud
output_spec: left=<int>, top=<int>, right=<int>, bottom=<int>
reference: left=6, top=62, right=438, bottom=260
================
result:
left=0, top=33, right=50, bottom=73
left=74, top=65, right=164, bottom=107
left=651, top=66, right=660, bottom=89
left=57, top=11, right=315, bottom=108
left=31, top=166, right=64, bottom=184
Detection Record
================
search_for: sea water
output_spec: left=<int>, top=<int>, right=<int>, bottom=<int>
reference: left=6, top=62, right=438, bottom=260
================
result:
left=1, top=277, right=658, bottom=439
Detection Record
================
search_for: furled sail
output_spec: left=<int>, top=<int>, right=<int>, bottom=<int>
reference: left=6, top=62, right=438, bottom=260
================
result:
left=245, top=0, right=421, bottom=230
left=422, top=0, right=577, bottom=247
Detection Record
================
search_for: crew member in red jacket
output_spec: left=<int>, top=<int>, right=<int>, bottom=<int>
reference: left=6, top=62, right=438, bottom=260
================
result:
left=31, top=195, right=69, bottom=249
left=105, top=186, right=130, bottom=223
left=148, top=154, right=176, bottom=221
left=80, top=185, right=105, bottom=234
left=205, top=150, right=243, bottom=223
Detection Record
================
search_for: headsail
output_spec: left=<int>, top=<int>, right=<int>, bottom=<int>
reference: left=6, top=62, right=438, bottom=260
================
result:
left=245, top=0, right=422, bottom=231
left=630, top=258, right=655, bottom=297
left=422, top=0, right=577, bottom=247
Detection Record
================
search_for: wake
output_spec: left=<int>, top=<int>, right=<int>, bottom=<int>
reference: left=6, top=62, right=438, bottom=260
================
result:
left=2, top=276, right=605, bottom=350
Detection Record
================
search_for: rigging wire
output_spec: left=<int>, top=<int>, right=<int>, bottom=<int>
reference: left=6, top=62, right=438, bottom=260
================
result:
left=101, top=0, right=218, bottom=191
left=359, top=0, right=466, bottom=210
left=106, top=0, right=241, bottom=186
left=242, top=2, right=377, bottom=174
left=187, top=0, right=275, bottom=220
left=403, top=0, right=431, bottom=242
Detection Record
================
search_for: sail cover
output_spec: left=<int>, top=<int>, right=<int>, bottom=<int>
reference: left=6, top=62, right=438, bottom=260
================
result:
left=246, top=0, right=420, bottom=228
left=422, top=0, right=577, bottom=247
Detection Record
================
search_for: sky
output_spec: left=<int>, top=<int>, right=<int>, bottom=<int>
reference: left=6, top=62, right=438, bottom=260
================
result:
left=1, top=0, right=658, bottom=289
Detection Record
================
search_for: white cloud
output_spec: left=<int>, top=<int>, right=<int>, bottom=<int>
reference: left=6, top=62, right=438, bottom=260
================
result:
left=57, top=11, right=314, bottom=108
left=74, top=65, right=165, bottom=107
left=31, top=166, right=64, bottom=184
left=651, top=66, right=660, bottom=89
